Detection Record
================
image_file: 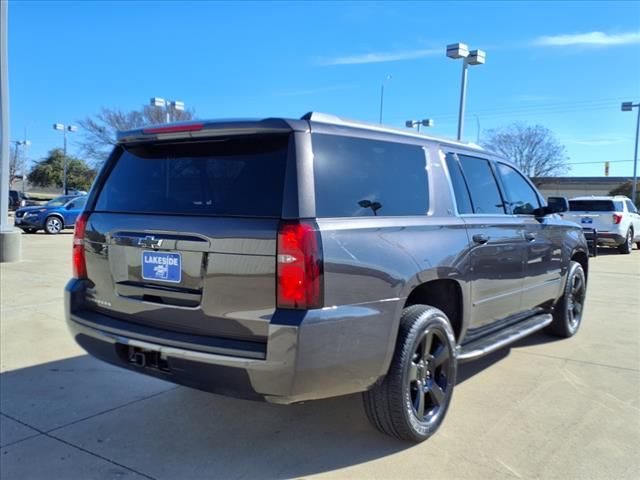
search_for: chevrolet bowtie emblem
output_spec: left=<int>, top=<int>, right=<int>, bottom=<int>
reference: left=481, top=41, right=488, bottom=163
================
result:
left=138, top=235, right=162, bottom=248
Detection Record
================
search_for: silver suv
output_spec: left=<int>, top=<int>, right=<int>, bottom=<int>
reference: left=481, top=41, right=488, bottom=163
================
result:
left=65, top=112, right=589, bottom=442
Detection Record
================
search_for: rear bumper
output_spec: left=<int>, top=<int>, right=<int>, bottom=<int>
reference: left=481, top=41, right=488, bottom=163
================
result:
left=65, top=279, right=399, bottom=404
left=595, top=232, right=625, bottom=245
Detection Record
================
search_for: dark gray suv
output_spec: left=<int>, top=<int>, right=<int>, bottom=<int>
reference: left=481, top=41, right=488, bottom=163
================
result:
left=65, top=112, right=589, bottom=442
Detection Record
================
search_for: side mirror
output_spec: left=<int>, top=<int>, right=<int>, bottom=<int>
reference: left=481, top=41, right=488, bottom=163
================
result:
left=533, top=206, right=555, bottom=217
left=65, top=204, right=74, bottom=210
left=547, top=196, right=569, bottom=213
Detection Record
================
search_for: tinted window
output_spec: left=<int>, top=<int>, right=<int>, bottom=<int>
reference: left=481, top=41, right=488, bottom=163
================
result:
left=313, top=134, right=428, bottom=217
left=445, top=154, right=473, bottom=214
left=496, top=163, right=540, bottom=215
left=458, top=155, right=505, bottom=214
left=46, top=196, right=76, bottom=207
left=569, top=200, right=616, bottom=212
left=95, top=135, right=288, bottom=217
left=68, top=197, right=87, bottom=209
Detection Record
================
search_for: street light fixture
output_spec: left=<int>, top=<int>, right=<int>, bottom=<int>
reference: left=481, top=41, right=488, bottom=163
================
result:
left=378, top=75, right=392, bottom=124
left=621, top=101, right=640, bottom=205
left=405, top=119, right=435, bottom=132
left=150, top=97, right=185, bottom=123
left=446, top=42, right=486, bottom=141
left=52, top=123, right=78, bottom=195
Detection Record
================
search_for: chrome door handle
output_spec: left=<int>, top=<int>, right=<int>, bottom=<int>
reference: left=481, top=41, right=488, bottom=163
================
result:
left=525, top=232, right=537, bottom=241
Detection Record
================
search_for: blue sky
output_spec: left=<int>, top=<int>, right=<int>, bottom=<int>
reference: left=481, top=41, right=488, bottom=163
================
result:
left=7, top=0, right=640, bottom=176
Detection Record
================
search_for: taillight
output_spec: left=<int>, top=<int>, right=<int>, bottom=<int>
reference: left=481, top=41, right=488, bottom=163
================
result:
left=142, top=123, right=204, bottom=134
left=613, top=213, right=623, bottom=225
left=73, top=213, right=89, bottom=279
left=277, top=221, right=323, bottom=309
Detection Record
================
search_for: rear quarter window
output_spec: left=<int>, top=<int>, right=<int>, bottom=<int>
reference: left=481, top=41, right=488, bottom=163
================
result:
left=94, top=135, right=289, bottom=217
left=312, top=134, right=429, bottom=217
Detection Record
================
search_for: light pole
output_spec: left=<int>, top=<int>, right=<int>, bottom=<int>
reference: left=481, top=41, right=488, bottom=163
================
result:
left=53, top=123, right=77, bottom=195
left=378, top=75, right=392, bottom=124
left=150, top=97, right=185, bottom=123
left=405, top=119, right=435, bottom=132
left=622, top=101, right=640, bottom=206
left=446, top=43, right=485, bottom=141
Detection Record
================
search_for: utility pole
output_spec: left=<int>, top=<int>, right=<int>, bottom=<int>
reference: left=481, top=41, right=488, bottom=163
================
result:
left=378, top=75, right=392, bottom=124
left=621, top=101, right=640, bottom=206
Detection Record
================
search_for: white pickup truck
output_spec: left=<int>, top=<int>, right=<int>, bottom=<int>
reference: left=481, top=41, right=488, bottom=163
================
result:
left=562, top=196, right=640, bottom=254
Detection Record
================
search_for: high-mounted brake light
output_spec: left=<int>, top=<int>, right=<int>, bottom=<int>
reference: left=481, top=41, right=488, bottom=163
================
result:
left=613, top=213, right=623, bottom=225
left=277, top=221, right=323, bottom=309
left=142, top=123, right=204, bottom=134
left=72, top=212, right=89, bottom=279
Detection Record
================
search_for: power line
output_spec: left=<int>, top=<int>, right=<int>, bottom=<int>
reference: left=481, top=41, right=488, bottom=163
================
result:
left=387, top=95, right=636, bottom=123
left=568, top=159, right=633, bottom=165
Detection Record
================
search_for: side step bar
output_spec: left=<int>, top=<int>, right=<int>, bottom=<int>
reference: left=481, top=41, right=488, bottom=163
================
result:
left=457, top=313, right=553, bottom=362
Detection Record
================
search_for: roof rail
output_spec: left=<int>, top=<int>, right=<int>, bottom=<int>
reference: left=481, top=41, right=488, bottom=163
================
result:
left=300, top=111, right=482, bottom=150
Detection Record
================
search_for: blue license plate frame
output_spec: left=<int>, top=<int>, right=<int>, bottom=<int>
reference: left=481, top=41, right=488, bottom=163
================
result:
left=141, top=251, right=182, bottom=283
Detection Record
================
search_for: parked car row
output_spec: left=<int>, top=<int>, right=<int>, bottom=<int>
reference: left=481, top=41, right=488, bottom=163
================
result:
left=14, top=195, right=87, bottom=234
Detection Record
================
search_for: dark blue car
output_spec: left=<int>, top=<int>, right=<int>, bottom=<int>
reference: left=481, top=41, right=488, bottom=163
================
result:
left=14, top=195, right=87, bottom=234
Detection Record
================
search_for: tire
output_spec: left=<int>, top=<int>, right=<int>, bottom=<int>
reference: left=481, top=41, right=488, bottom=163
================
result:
left=362, top=305, right=457, bottom=442
left=618, top=229, right=633, bottom=254
left=44, top=215, right=63, bottom=235
left=547, top=261, right=586, bottom=338
left=21, top=228, right=37, bottom=234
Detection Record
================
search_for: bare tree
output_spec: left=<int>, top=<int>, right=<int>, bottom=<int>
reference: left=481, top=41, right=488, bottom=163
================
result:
left=482, top=123, right=569, bottom=177
left=9, top=143, right=24, bottom=185
left=77, top=105, right=195, bottom=165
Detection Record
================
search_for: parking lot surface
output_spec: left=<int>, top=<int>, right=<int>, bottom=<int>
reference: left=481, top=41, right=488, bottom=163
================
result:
left=1, top=232, right=639, bottom=479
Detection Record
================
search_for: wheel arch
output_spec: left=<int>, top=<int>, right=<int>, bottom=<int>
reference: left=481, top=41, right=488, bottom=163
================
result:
left=403, top=278, right=465, bottom=344
left=570, top=249, right=589, bottom=282
left=44, top=213, right=65, bottom=230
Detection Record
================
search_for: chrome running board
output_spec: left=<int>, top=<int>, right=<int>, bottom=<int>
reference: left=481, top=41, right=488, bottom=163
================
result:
left=457, top=313, right=553, bottom=363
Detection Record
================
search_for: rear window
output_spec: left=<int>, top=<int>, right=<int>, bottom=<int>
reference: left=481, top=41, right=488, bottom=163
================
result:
left=94, top=135, right=289, bottom=217
left=569, top=200, right=617, bottom=212
left=312, top=134, right=428, bottom=217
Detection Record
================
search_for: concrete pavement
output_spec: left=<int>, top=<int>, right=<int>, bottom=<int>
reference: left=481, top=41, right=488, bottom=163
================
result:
left=1, top=232, right=639, bottom=479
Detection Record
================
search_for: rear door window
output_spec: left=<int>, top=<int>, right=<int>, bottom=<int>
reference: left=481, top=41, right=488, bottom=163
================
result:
left=445, top=154, right=473, bottom=214
left=94, top=135, right=289, bottom=217
left=457, top=155, right=506, bottom=214
left=312, top=134, right=428, bottom=217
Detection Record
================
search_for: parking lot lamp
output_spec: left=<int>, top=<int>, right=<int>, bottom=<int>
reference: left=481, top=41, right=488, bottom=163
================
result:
left=150, top=97, right=185, bottom=123
left=405, top=119, right=435, bottom=132
left=621, top=101, right=640, bottom=206
left=446, top=43, right=485, bottom=141
left=53, top=123, right=77, bottom=195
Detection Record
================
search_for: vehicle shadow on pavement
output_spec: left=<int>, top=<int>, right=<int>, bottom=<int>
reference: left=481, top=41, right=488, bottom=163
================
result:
left=1, top=329, right=574, bottom=478
left=0, top=355, right=410, bottom=479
